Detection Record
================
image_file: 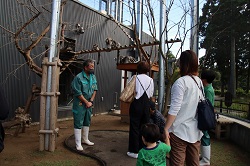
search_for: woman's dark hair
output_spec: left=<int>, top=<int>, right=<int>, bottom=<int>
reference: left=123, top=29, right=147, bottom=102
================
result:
left=179, top=50, right=198, bottom=76
left=201, top=70, right=216, bottom=84
left=141, top=123, right=160, bottom=143
left=83, top=59, right=95, bottom=68
left=137, top=61, right=150, bottom=74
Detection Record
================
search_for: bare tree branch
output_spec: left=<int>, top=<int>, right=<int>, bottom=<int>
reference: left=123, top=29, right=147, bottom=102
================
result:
left=0, top=25, right=15, bottom=35
left=14, top=11, right=41, bottom=50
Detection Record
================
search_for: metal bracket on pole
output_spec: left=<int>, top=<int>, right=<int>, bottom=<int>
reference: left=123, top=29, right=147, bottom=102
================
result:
left=39, top=128, right=59, bottom=135
left=40, top=92, right=61, bottom=96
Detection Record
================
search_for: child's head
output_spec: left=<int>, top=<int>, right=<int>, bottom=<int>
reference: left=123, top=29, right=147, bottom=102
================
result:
left=141, top=123, right=160, bottom=143
left=201, top=70, right=216, bottom=84
left=149, top=100, right=156, bottom=114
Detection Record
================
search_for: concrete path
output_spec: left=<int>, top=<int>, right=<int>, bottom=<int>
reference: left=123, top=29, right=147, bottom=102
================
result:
left=64, top=130, right=137, bottom=166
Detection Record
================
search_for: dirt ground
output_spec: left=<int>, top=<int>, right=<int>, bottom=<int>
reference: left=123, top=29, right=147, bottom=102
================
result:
left=1, top=114, right=250, bottom=166
left=0, top=114, right=129, bottom=166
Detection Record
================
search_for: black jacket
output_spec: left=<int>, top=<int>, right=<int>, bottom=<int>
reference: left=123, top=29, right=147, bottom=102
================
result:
left=0, top=85, right=9, bottom=152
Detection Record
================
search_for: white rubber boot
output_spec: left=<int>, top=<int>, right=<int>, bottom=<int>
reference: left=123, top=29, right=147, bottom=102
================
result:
left=82, top=126, right=94, bottom=146
left=74, top=128, right=83, bottom=151
left=200, top=145, right=211, bottom=166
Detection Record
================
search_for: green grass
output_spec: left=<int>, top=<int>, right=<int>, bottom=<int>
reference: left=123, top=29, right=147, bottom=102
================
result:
left=211, top=138, right=250, bottom=166
left=214, top=97, right=249, bottom=119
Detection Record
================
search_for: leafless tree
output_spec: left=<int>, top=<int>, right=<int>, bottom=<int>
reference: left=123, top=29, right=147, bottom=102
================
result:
left=125, top=0, right=198, bottom=116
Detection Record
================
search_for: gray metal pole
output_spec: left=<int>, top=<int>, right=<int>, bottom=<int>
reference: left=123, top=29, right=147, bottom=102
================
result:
left=158, top=0, right=166, bottom=112
left=107, top=0, right=112, bottom=15
left=136, top=0, right=143, bottom=41
left=45, top=0, right=61, bottom=150
left=118, top=0, right=123, bottom=22
left=115, top=0, right=119, bottom=20
left=99, top=0, right=102, bottom=11
left=190, top=0, right=199, bottom=56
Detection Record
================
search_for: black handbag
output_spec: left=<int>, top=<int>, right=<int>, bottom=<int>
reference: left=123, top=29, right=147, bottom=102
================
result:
left=190, top=76, right=216, bottom=130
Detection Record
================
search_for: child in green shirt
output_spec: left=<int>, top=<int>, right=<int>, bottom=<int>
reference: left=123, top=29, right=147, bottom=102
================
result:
left=136, top=123, right=171, bottom=166
left=200, top=69, right=216, bottom=166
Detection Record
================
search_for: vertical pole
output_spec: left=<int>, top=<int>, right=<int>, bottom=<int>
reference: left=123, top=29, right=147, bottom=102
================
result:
left=220, top=99, right=223, bottom=113
left=49, top=58, right=60, bottom=151
left=248, top=102, right=250, bottom=120
left=136, top=0, right=143, bottom=42
left=115, top=0, right=118, bottom=20
left=119, top=0, right=123, bottom=22
left=229, top=0, right=236, bottom=97
left=99, top=0, right=102, bottom=11
left=190, top=0, right=199, bottom=56
left=39, top=57, right=48, bottom=151
left=229, top=36, right=236, bottom=97
left=158, top=0, right=166, bottom=112
left=107, top=0, right=111, bottom=15
left=45, top=0, right=61, bottom=150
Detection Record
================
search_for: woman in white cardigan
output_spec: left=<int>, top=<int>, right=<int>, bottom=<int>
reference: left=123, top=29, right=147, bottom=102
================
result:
left=164, top=50, right=203, bottom=166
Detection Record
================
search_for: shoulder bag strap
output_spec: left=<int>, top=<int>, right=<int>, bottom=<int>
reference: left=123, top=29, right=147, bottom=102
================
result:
left=137, top=77, right=152, bottom=91
left=190, top=75, right=205, bottom=98
left=145, top=79, right=152, bottom=91
left=137, top=77, right=146, bottom=92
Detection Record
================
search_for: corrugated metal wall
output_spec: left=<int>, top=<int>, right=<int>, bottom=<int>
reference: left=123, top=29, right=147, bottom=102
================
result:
left=63, top=1, right=138, bottom=116
left=0, top=0, right=43, bottom=121
left=0, top=0, right=156, bottom=122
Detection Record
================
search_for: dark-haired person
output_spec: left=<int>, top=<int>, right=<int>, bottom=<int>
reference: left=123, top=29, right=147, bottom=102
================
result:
left=164, top=50, right=203, bottom=166
left=71, top=59, right=98, bottom=151
left=136, top=123, right=171, bottom=166
left=127, top=61, right=154, bottom=159
left=0, top=85, right=10, bottom=153
left=199, top=70, right=216, bottom=166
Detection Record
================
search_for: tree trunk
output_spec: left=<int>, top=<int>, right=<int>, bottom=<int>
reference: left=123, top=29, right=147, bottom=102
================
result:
left=229, top=35, right=236, bottom=97
left=246, top=61, right=250, bottom=93
left=162, top=80, right=171, bottom=117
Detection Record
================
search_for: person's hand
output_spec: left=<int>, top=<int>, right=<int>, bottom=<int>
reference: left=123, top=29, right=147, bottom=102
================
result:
left=85, top=101, right=93, bottom=108
left=164, top=130, right=170, bottom=146
left=165, top=130, right=169, bottom=139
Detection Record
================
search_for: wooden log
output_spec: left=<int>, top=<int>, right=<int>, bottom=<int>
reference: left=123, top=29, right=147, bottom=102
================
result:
left=2, top=120, right=21, bottom=128
left=2, top=120, right=22, bottom=137
left=49, top=57, right=60, bottom=152
left=39, top=57, right=48, bottom=151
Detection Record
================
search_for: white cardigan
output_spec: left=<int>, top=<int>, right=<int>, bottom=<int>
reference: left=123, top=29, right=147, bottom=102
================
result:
left=168, top=75, right=203, bottom=143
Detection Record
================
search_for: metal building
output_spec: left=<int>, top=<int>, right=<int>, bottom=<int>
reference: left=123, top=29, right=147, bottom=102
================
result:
left=0, top=0, right=155, bottom=122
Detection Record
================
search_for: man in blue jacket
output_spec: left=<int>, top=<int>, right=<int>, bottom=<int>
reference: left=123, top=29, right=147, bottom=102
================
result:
left=71, top=59, right=98, bottom=151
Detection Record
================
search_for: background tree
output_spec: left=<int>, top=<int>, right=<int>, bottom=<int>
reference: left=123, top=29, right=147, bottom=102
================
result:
left=199, top=0, right=250, bottom=96
left=117, top=0, right=210, bottom=116
left=146, top=0, right=198, bottom=116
